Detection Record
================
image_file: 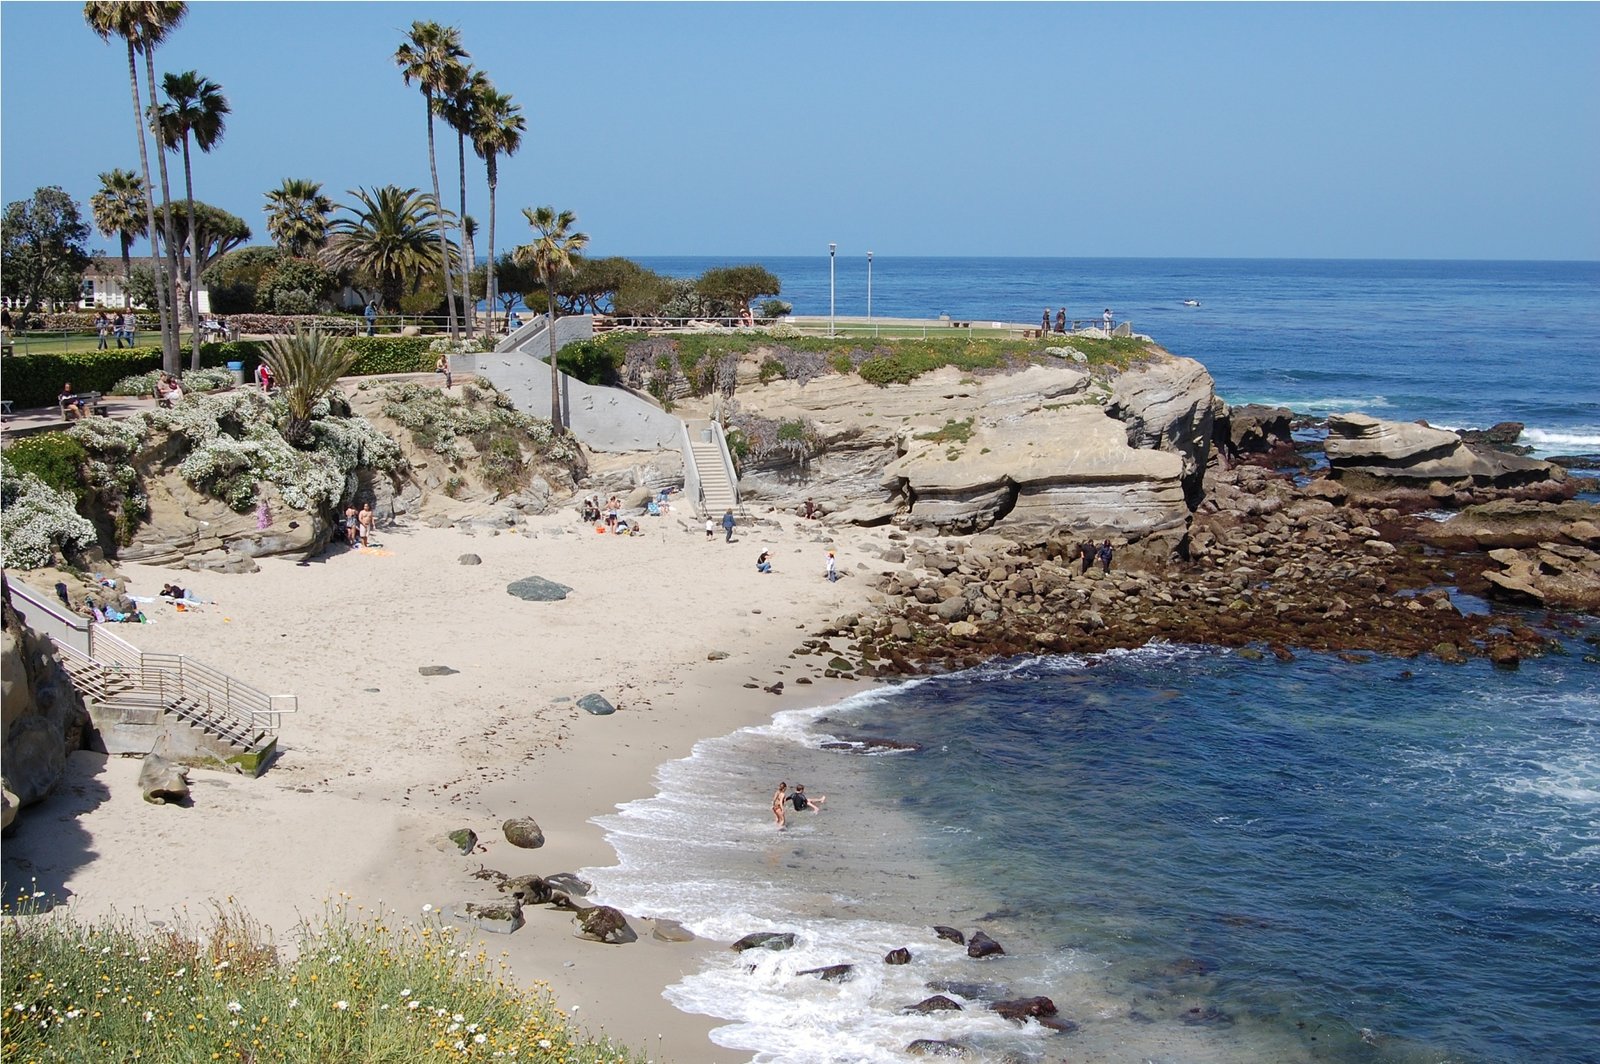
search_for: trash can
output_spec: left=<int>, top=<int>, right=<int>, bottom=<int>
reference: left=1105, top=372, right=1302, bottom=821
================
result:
left=226, top=361, right=245, bottom=385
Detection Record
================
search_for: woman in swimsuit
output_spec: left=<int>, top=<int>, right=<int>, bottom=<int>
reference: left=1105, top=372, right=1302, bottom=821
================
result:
left=772, top=782, right=788, bottom=830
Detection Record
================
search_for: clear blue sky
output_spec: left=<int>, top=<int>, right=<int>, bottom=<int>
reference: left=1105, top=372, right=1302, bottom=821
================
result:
left=3, top=2, right=1597, bottom=261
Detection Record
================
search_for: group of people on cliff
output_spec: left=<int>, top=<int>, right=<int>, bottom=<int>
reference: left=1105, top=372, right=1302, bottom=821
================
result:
left=1042, top=308, right=1115, bottom=335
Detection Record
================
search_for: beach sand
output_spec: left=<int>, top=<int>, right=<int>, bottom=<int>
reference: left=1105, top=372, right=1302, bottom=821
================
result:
left=1, top=507, right=885, bottom=1062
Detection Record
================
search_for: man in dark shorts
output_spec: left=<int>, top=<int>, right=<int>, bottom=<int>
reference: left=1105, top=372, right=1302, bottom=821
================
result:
left=1078, top=538, right=1095, bottom=575
left=788, top=783, right=826, bottom=814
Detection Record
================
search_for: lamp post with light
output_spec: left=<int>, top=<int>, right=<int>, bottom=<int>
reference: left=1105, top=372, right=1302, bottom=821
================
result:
left=828, top=242, right=836, bottom=337
left=867, top=251, right=874, bottom=337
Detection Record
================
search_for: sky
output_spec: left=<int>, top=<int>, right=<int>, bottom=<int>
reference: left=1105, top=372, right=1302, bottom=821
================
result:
left=3, top=2, right=1597, bottom=261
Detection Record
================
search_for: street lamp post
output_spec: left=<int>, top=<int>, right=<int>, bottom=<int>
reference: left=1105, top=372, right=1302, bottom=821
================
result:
left=828, top=243, right=836, bottom=337
left=867, top=251, right=874, bottom=337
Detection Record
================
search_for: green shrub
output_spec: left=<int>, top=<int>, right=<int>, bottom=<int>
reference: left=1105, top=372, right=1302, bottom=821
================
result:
left=0, top=348, right=165, bottom=409
left=0, top=898, right=649, bottom=1064
left=554, top=334, right=630, bottom=385
left=3, top=433, right=88, bottom=501
left=346, top=336, right=435, bottom=375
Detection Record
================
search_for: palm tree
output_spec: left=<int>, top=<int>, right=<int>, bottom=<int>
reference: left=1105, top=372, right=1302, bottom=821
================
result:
left=156, top=69, right=228, bottom=370
left=434, top=65, right=487, bottom=338
left=394, top=21, right=467, bottom=339
left=83, top=0, right=185, bottom=371
left=323, top=186, right=456, bottom=315
left=89, top=168, right=147, bottom=309
left=470, top=86, right=523, bottom=333
left=513, top=206, right=589, bottom=430
left=262, top=325, right=361, bottom=446
left=264, top=178, right=334, bottom=258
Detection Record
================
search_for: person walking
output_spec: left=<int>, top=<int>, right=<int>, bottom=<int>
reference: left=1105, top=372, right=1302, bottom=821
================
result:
left=364, top=301, right=377, bottom=337
left=1098, top=539, right=1114, bottom=573
left=825, top=549, right=838, bottom=583
left=772, top=782, right=788, bottom=830
left=722, top=509, right=736, bottom=543
left=95, top=312, right=111, bottom=350
left=1078, top=538, right=1096, bottom=575
left=705, top=515, right=715, bottom=541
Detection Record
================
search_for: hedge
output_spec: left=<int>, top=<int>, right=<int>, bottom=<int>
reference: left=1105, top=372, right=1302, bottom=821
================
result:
left=0, top=337, right=438, bottom=410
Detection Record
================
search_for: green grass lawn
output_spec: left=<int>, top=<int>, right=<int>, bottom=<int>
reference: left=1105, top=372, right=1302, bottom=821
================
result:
left=6, top=330, right=208, bottom=356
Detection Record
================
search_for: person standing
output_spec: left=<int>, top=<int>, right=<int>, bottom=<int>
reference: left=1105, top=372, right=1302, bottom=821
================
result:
left=1098, top=539, right=1114, bottom=573
left=772, top=782, right=788, bottom=830
left=94, top=312, right=111, bottom=350
left=344, top=503, right=359, bottom=546
left=1102, top=308, right=1113, bottom=333
left=364, top=301, right=377, bottom=337
left=1055, top=308, right=1066, bottom=334
left=1041, top=308, right=1051, bottom=336
left=1078, top=538, right=1096, bottom=575
left=358, top=503, right=374, bottom=547
left=825, top=549, right=838, bottom=583
left=722, top=509, right=736, bottom=543
left=705, top=515, right=715, bottom=541
left=122, top=313, right=136, bottom=348
left=436, top=351, right=452, bottom=389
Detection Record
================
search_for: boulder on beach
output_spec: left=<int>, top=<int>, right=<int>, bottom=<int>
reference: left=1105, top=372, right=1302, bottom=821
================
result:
left=966, top=930, right=1005, bottom=958
left=577, top=693, right=616, bottom=716
left=445, top=827, right=477, bottom=854
left=544, top=872, right=592, bottom=896
left=454, top=899, right=524, bottom=935
left=498, top=875, right=552, bottom=905
left=506, top=575, right=572, bottom=602
left=885, top=947, right=912, bottom=965
left=990, top=996, right=1057, bottom=1022
left=502, top=816, right=545, bottom=849
left=138, top=755, right=191, bottom=806
left=573, top=904, right=636, bottom=944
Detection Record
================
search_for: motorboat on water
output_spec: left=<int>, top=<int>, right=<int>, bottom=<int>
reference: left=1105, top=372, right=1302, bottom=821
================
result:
left=1182, top=299, right=1201, bottom=307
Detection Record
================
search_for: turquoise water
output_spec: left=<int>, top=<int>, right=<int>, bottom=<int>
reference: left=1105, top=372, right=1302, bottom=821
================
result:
left=590, top=637, right=1600, bottom=1063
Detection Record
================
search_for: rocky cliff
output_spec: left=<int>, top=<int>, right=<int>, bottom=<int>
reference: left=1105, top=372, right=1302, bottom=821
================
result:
left=1, top=585, right=90, bottom=832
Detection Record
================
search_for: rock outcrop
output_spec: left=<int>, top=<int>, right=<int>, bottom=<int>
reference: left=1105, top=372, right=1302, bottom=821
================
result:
left=1105, top=356, right=1215, bottom=507
left=1325, top=413, right=1563, bottom=488
left=2, top=589, right=91, bottom=829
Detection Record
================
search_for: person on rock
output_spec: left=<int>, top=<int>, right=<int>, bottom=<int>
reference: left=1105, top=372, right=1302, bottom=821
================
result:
left=1078, top=538, right=1096, bottom=575
left=1098, top=539, right=1114, bottom=573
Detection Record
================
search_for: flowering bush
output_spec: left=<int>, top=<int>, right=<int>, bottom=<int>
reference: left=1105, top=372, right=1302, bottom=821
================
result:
left=0, top=456, right=99, bottom=569
left=1, top=897, right=649, bottom=1063
left=110, top=367, right=236, bottom=397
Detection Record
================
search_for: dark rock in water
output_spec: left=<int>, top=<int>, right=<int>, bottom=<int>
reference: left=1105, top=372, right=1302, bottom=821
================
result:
left=933, top=925, right=966, bottom=945
left=544, top=872, right=592, bottom=896
left=1434, top=641, right=1467, bottom=664
left=884, top=947, right=912, bottom=965
left=573, top=904, right=636, bottom=944
left=419, top=665, right=459, bottom=676
left=903, top=995, right=963, bottom=1014
left=967, top=930, right=1005, bottom=958
left=991, top=996, right=1057, bottom=1021
left=926, top=980, right=1008, bottom=1001
left=507, top=575, right=572, bottom=601
left=1455, top=421, right=1529, bottom=453
left=1489, top=642, right=1521, bottom=670
left=905, top=1041, right=973, bottom=1059
left=797, top=963, right=855, bottom=983
left=503, top=816, right=545, bottom=848
left=821, top=736, right=924, bottom=755
left=978, top=907, right=1021, bottom=921
left=447, top=828, right=477, bottom=854
left=1180, top=1005, right=1235, bottom=1027
left=577, top=693, right=616, bottom=715
left=1037, top=1015, right=1081, bottom=1034
left=458, top=553, right=482, bottom=565
left=731, top=931, right=796, bottom=952
left=1550, top=454, right=1600, bottom=471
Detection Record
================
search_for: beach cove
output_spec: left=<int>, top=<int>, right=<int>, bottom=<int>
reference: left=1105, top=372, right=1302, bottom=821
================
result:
left=2, top=513, right=886, bottom=1061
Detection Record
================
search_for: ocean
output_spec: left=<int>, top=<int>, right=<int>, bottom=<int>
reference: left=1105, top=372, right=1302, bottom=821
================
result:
left=585, top=259, right=1600, bottom=1063
left=632, top=257, right=1600, bottom=458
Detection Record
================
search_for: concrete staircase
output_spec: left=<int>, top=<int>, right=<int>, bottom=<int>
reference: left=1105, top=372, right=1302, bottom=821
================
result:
left=681, top=419, right=740, bottom=517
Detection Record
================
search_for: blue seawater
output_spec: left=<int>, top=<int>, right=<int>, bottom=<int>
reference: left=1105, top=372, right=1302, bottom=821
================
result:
left=588, top=636, right=1600, bottom=1064
left=632, top=257, right=1600, bottom=457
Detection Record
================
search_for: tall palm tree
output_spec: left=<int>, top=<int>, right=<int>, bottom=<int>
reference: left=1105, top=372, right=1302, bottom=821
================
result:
left=89, top=168, right=147, bottom=309
left=470, top=86, right=523, bottom=332
left=156, top=69, right=229, bottom=370
left=83, top=0, right=185, bottom=371
left=323, top=185, right=456, bottom=315
left=514, top=206, right=588, bottom=430
left=434, top=65, right=487, bottom=338
left=394, top=21, right=467, bottom=339
left=264, top=178, right=334, bottom=258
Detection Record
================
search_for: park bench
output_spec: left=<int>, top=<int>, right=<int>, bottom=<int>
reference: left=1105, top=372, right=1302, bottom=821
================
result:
left=60, top=390, right=108, bottom=420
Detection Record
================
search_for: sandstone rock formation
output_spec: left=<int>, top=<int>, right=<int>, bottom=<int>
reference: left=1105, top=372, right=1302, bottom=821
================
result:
left=1325, top=413, right=1563, bottom=488
left=2, top=591, right=91, bottom=828
left=1105, top=356, right=1215, bottom=507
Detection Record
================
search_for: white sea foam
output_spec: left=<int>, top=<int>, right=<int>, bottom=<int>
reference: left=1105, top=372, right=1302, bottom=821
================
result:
left=1244, top=395, right=1393, bottom=414
left=1521, top=426, right=1600, bottom=453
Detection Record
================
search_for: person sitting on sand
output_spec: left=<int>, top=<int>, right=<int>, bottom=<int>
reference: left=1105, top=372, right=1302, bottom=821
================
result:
left=757, top=550, right=773, bottom=574
left=772, top=782, right=788, bottom=829
left=788, top=783, right=826, bottom=813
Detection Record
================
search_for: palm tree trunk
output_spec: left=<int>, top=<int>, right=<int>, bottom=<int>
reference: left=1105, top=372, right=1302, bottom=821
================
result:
left=124, top=40, right=172, bottom=365
left=457, top=129, right=473, bottom=339
left=119, top=233, right=133, bottom=311
left=486, top=156, right=498, bottom=333
left=144, top=47, right=182, bottom=370
left=424, top=95, right=458, bottom=339
left=181, top=136, right=201, bottom=370
left=546, top=266, right=561, bottom=429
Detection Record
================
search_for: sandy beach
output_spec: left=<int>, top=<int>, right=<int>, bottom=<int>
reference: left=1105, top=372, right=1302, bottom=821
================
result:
left=1, top=506, right=886, bottom=1062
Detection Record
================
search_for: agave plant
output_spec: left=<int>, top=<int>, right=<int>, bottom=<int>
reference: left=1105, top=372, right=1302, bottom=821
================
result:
left=262, top=326, right=360, bottom=445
